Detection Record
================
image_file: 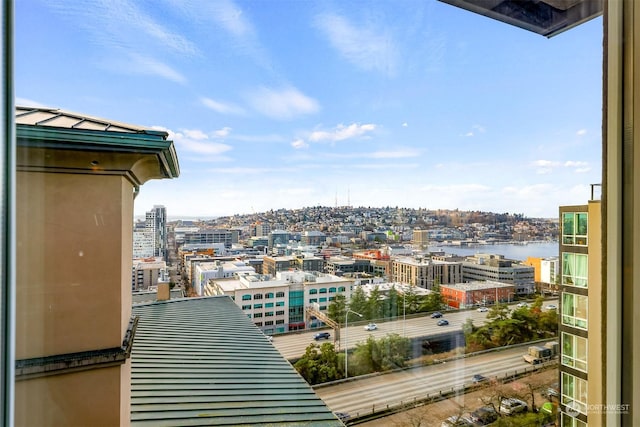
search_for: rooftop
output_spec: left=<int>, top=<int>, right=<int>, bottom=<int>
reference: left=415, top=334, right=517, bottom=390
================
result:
left=130, top=296, right=341, bottom=426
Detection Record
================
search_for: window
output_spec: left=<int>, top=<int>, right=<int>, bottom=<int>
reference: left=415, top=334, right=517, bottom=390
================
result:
left=562, top=332, right=587, bottom=372
left=254, top=293, right=263, bottom=300
left=561, top=414, right=587, bottom=427
left=265, top=321, right=274, bottom=326
left=319, top=297, right=327, bottom=303
left=309, top=289, right=318, bottom=295
left=255, top=322, right=262, bottom=327
left=276, top=319, right=284, bottom=325
left=265, top=293, right=274, bottom=299
left=562, top=212, right=588, bottom=246
left=241, top=305, right=251, bottom=310
left=329, top=287, right=336, bottom=293
left=338, top=286, right=346, bottom=292
left=242, top=294, right=251, bottom=301
left=276, top=291, right=285, bottom=298
left=309, top=298, right=317, bottom=303
left=265, top=302, right=274, bottom=308
left=276, top=301, right=284, bottom=307
left=253, top=303, right=263, bottom=309
left=562, top=253, right=588, bottom=287
left=562, top=372, right=588, bottom=416
left=266, top=312, right=274, bottom=317
left=562, top=293, right=588, bottom=329
left=254, top=313, right=263, bottom=318
left=319, top=288, right=327, bottom=294
left=276, top=310, right=284, bottom=316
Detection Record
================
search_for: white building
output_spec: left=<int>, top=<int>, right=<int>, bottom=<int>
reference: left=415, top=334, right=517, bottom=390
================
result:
left=192, top=260, right=256, bottom=296
left=133, top=229, right=155, bottom=259
left=132, top=257, right=169, bottom=291
left=204, top=271, right=354, bottom=334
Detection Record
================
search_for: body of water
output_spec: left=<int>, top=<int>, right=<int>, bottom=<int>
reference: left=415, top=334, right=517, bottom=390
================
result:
left=428, top=241, right=558, bottom=261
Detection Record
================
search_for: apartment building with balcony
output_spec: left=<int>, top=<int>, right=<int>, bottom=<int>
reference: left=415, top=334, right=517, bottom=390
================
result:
left=559, top=199, right=603, bottom=426
left=391, top=256, right=462, bottom=290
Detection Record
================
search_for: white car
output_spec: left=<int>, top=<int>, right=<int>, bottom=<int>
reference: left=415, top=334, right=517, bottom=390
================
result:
left=477, top=307, right=488, bottom=312
left=364, top=323, right=378, bottom=331
left=545, top=304, right=558, bottom=311
left=500, top=398, right=528, bottom=415
left=517, top=302, right=529, bottom=308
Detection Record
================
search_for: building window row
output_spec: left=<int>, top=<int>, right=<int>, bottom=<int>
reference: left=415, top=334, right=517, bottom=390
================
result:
left=562, top=332, right=588, bottom=373
left=562, top=292, right=588, bottom=330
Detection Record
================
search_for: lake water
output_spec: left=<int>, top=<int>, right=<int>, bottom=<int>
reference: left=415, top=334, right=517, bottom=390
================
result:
left=428, top=241, right=558, bottom=261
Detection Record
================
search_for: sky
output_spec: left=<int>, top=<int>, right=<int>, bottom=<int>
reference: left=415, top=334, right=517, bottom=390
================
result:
left=16, top=0, right=603, bottom=219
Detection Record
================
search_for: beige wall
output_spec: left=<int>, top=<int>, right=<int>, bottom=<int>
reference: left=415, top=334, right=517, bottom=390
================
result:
left=16, top=172, right=131, bottom=358
left=588, top=200, right=603, bottom=426
left=15, top=365, right=123, bottom=427
left=15, top=171, right=134, bottom=426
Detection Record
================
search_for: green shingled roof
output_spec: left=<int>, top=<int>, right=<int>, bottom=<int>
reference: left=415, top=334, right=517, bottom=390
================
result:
left=131, top=296, right=343, bottom=426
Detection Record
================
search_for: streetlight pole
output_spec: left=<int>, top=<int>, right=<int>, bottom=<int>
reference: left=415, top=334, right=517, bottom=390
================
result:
left=345, top=308, right=363, bottom=378
left=403, top=290, right=406, bottom=337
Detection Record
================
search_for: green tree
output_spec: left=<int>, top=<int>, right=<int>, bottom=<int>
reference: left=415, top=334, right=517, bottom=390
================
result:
left=327, top=294, right=347, bottom=324
left=366, top=285, right=384, bottom=320
left=294, top=342, right=341, bottom=385
left=347, top=286, right=368, bottom=322
left=384, top=285, right=400, bottom=319
left=420, top=284, right=445, bottom=312
left=403, top=285, right=421, bottom=315
left=486, top=302, right=511, bottom=322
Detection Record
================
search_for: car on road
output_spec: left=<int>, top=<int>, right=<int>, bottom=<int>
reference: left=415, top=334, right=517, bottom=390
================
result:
left=437, top=319, right=449, bottom=326
left=431, top=311, right=443, bottom=318
left=471, top=374, right=489, bottom=384
left=477, top=307, right=488, bottom=312
left=543, top=382, right=559, bottom=399
left=468, top=406, right=498, bottom=425
left=500, top=397, right=528, bottom=415
left=516, top=302, right=529, bottom=308
left=334, top=412, right=350, bottom=422
left=364, top=322, right=378, bottom=331
left=313, top=332, right=330, bottom=341
left=545, top=304, right=558, bottom=310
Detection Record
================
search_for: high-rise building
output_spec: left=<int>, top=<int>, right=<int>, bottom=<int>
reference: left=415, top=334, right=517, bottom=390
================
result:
left=145, top=205, right=168, bottom=261
left=559, top=198, right=603, bottom=426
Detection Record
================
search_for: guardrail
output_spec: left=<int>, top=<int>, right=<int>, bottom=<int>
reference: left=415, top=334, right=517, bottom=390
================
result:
left=343, top=360, right=558, bottom=425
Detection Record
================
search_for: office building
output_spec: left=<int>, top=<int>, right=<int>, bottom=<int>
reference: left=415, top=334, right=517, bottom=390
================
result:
left=146, top=205, right=168, bottom=261
left=391, top=257, right=462, bottom=290
left=440, top=281, right=516, bottom=309
left=462, top=254, right=535, bottom=296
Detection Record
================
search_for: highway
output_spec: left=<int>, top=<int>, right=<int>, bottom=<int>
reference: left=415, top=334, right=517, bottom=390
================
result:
left=313, top=344, right=549, bottom=417
left=270, top=300, right=557, bottom=361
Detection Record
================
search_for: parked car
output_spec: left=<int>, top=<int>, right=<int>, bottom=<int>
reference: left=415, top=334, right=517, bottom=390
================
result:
left=431, top=311, right=443, bottom=318
left=517, top=302, right=529, bottom=308
left=313, top=332, right=330, bottom=340
left=437, top=319, right=449, bottom=326
left=441, top=415, right=473, bottom=427
left=543, top=382, right=559, bottom=399
left=468, top=406, right=498, bottom=425
left=500, top=398, right=528, bottom=415
left=545, top=304, right=558, bottom=310
left=471, top=374, right=489, bottom=384
left=364, top=322, right=378, bottom=331
left=477, top=307, right=488, bottom=312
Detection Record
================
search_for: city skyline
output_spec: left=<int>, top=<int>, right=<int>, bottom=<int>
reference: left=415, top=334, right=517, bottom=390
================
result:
left=17, top=0, right=603, bottom=219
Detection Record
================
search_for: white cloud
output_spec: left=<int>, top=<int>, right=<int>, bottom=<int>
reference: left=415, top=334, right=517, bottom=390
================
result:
left=564, top=160, right=589, bottom=168
left=214, top=127, right=232, bottom=138
left=124, top=53, right=187, bottom=84
left=247, top=86, right=320, bottom=120
left=314, top=13, right=397, bottom=76
left=210, top=166, right=296, bottom=174
left=576, top=129, right=588, bottom=136
left=369, top=148, right=421, bottom=159
left=201, top=97, right=245, bottom=115
left=291, top=139, right=309, bottom=149
left=309, top=123, right=376, bottom=142
left=402, top=122, right=408, bottom=128
left=575, top=167, right=592, bottom=173
left=183, top=129, right=209, bottom=140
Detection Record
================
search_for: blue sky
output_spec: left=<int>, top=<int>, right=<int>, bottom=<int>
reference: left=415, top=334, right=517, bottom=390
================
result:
left=16, top=0, right=603, bottom=219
